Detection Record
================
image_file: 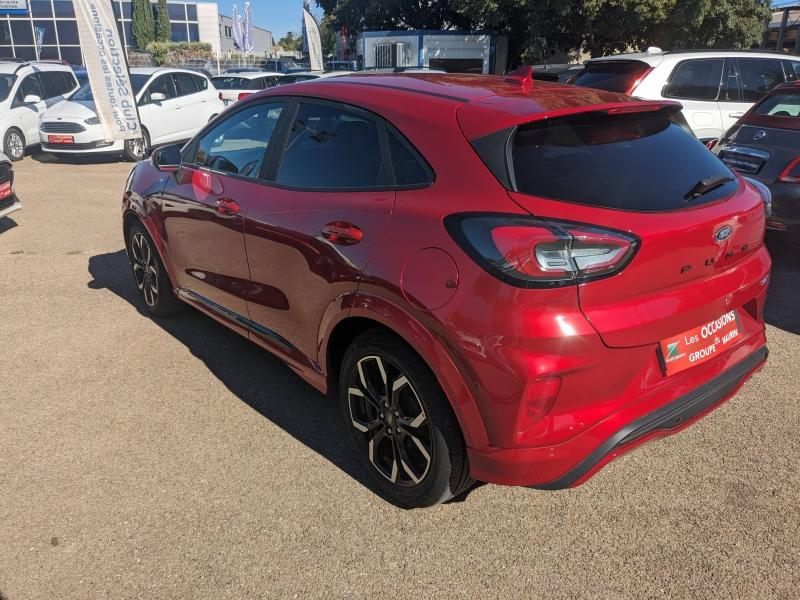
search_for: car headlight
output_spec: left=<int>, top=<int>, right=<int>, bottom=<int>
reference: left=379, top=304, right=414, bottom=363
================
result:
left=84, top=117, right=100, bottom=125
left=744, top=176, right=772, bottom=218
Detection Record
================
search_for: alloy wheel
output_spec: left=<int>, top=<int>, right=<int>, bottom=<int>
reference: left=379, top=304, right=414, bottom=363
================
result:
left=347, top=355, right=433, bottom=485
left=127, top=137, right=147, bottom=160
left=7, top=132, right=23, bottom=160
left=130, top=232, right=159, bottom=307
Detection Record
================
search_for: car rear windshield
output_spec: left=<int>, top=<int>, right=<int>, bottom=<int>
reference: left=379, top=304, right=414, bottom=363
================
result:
left=511, top=110, right=737, bottom=211
left=572, top=61, right=650, bottom=93
left=753, top=93, right=800, bottom=118
left=211, top=76, right=248, bottom=90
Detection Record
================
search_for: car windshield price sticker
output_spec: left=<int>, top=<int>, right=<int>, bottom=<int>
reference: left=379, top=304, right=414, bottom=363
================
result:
left=660, top=310, right=743, bottom=376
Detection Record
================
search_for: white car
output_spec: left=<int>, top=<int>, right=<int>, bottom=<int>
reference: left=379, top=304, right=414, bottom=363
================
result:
left=211, top=71, right=283, bottom=106
left=39, top=67, right=224, bottom=161
left=0, top=60, right=80, bottom=161
left=278, top=71, right=354, bottom=85
left=0, top=152, right=21, bottom=221
left=572, top=48, right=800, bottom=141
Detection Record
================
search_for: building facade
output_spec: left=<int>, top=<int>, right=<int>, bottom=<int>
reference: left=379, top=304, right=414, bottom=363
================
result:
left=0, top=1, right=270, bottom=64
left=218, top=13, right=272, bottom=57
left=356, top=30, right=507, bottom=74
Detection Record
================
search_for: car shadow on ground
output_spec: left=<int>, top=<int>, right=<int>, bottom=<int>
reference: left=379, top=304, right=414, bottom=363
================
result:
left=87, top=249, right=481, bottom=506
left=765, top=238, right=800, bottom=336
left=0, top=216, right=17, bottom=234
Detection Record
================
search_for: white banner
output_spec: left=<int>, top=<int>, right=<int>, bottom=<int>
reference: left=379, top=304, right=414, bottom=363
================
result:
left=243, top=1, right=254, bottom=56
left=73, top=0, right=141, bottom=141
left=231, top=3, right=243, bottom=50
left=303, top=8, right=323, bottom=72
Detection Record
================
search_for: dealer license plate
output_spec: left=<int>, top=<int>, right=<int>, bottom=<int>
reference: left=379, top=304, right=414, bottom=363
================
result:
left=0, top=181, right=11, bottom=200
left=48, top=135, right=74, bottom=144
left=659, top=310, right=744, bottom=376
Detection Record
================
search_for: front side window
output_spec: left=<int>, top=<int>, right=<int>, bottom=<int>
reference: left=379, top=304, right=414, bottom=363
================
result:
left=276, top=102, right=385, bottom=189
left=192, top=102, right=284, bottom=178
left=145, top=74, right=177, bottom=102
left=664, top=59, right=723, bottom=101
left=15, top=74, right=43, bottom=103
left=737, top=58, right=786, bottom=102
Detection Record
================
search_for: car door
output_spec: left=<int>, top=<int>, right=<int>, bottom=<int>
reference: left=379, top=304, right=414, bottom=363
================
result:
left=242, top=99, right=395, bottom=366
left=158, top=99, right=286, bottom=333
left=11, top=73, right=46, bottom=145
left=171, top=72, right=205, bottom=138
left=662, top=58, right=725, bottom=140
left=720, top=57, right=788, bottom=133
left=138, top=73, right=181, bottom=145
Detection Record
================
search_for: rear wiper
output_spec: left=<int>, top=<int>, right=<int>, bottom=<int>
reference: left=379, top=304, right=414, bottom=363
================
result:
left=684, top=175, right=734, bottom=202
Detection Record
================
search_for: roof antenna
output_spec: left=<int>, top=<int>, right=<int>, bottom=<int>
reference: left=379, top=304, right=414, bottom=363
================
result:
left=504, top=66, right=533, bottom=93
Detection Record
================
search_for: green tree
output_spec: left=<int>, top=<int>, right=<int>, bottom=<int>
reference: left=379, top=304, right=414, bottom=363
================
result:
left=132, top=0, right=156, bottom=49
left=278, top=31, right=303, bottom=52
left=155, top=0, right=171, bottom=43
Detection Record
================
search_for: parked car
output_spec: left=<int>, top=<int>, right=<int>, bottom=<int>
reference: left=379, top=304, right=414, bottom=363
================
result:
left=211, top=71, right=283, bottom=106
left=261, top=59, right=299, bottom=73
left=325, top=60, right=359, bottom=71
left=40, top=67, right=224, bottom=161
left=572, top=48, right=800, bottom=141
left=530, top=63, right=584, bottom=83
left=712, top=81, right=800, bottom=238
left=123, top=72, right=770, bottom=508
left=222, top=67, right=264, bottom=74
left=0, top=152, right=20, bottom=220
left=278, top=71, right=353, bottom=85
left=0, top=60, right=80, bottom=161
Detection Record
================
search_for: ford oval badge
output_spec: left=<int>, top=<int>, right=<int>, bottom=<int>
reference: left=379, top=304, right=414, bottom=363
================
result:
left=753, top=130, right=767, bottom=141
left=715, top=225, right=733, bottom=244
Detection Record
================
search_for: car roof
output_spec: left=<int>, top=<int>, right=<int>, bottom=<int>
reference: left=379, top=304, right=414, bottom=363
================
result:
left=586, top=48, right=796, bottom=68
left=213, top=71, right=283, bottom=79
left=258, top=72, right=678, bottom=138
left=0, top=60, right=74, bottom=75
left=130, top=66, right=209, bottom=78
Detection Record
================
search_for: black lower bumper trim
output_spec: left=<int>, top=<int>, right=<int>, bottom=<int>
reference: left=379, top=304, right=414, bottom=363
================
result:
left=533, top=346, right=768, bottom=490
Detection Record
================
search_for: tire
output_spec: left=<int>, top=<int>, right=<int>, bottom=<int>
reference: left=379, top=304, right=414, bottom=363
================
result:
left=123, top=129, right=150, bottom=162
left=3, top=128, right=25, bottom=162
left=339, top=330, right=474, bottom=508
left=125, top=220, right=184, bottom=317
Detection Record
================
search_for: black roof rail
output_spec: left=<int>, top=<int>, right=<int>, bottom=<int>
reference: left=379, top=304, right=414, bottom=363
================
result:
left=664, top=48, right=790, bottom=55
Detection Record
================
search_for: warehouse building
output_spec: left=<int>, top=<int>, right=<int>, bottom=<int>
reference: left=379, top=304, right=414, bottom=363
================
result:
left=0, top=0, right=273, bottom=64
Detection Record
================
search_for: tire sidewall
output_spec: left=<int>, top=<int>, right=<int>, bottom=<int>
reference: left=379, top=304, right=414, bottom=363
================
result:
left=123, top=129, right=149, bottom=162
left=126, top=221, right=180, bottom=317
left=339, top=331, right=466, bottom=508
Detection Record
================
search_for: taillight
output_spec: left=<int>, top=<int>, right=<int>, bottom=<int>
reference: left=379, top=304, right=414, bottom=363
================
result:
left=705, top=139, right=716, bottom=150
left=445, top=214, right=639, bottom=288
left=238, top=92, right=251, bottom=101
left=778, top=156, right=800, bottom=183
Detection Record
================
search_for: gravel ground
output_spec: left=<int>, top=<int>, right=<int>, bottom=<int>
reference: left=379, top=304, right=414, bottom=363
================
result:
left=1, top=155, right=798, bottom=599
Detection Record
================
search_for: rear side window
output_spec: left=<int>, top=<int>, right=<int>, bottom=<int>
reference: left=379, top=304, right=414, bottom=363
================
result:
left=737, top=58, right=786, bottom=102
left=193, top=74, right=208, bottom=91
left=664, top=59, right=723, bottom=101
left=510, top=110, right=737, bottom=211
left=572, top=61, right=650, bottom=93
left=276, top=102, right=386, bottom=189
left=387, top=126, right=432, bottom=187
left=753, top=93, right=800, bottom=117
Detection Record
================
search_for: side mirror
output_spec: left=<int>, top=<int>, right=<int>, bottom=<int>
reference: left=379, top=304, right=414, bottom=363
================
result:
left=23, top=94, right=42, bottom=104
left=152, top=144, right=182, bottom=172
left=150, top=92, right=167, bottom=103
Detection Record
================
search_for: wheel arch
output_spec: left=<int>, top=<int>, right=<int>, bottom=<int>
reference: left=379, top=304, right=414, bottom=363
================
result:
left=323, top=298, right=490, bottom=450
left=122, top=208, right=179, bottom=292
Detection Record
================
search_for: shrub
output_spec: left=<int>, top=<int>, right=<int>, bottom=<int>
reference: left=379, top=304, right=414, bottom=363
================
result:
left=145, top=41, right=213, bottom=65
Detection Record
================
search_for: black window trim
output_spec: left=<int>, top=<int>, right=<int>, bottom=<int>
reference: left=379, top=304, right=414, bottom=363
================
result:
left=180, top=94, right=436, bottom=193
left=662, top=57, right=725, bottom=103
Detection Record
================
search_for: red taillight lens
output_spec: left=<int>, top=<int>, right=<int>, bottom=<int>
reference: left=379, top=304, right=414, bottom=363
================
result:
left=238, top=92, right=251, bottom=101
left=705, top=139, right=716, bottom=150
left=446, top=214, right=639, bottom=287
left=778, top=156, right=800, bottom=183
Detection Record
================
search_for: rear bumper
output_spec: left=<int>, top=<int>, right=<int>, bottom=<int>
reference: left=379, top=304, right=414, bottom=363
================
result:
left=467, top=336, right=768, bottom=488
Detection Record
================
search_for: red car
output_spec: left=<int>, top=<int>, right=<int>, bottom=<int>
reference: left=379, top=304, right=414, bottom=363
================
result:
left=122, top=71, right=770, bottom=508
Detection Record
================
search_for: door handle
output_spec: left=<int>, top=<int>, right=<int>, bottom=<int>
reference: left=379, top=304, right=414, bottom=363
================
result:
left=729, top=112, right=745, bottom=119
left=322, top=221, right=363, bottom=245
left=215, top=197, right=240, bottom=215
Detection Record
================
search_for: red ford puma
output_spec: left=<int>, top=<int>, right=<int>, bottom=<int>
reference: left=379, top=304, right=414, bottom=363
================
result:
left=122, top=70, right=770, bottom=508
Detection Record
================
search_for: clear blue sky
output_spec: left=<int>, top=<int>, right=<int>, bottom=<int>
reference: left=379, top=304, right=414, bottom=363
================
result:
left=222, top=0, right=325, bottom=40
